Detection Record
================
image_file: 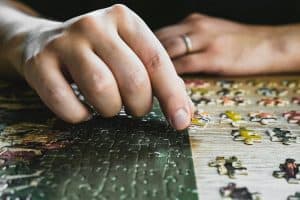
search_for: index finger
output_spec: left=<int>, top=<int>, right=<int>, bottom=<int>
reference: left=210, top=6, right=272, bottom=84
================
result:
left=117, top=9, right=193, bottom=130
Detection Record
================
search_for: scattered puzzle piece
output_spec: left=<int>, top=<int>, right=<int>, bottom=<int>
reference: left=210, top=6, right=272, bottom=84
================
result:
left=208, top=156, right=248, bottom=179
left=257, top=97, right=289, bottom=106
left=267, top=128, right=300, bottom=145
left=257, top=87, right=288, bottom=97
left=231, top=127, right=262, bottom=145
left=220, top=183, right=260, bottom=200
left=288, top=192, right=300, bottom=200
left=249, top=112, right=277, bottom=125
left=283, top=111, right=300, bottom=125
left=292, top=97, right=300, bottom=105
left=220, top=111, right=243, bottom=127
left=217, top=80, right=240, bottom=89
left=217, top=88, right=245, bottom=97
left=191, top=111, right=211, bottom=128
left=273, top=158, right=300, bottom=184
left=193, top=97, right=216, bottom=106
left=218, top=96, right=250, bottom=106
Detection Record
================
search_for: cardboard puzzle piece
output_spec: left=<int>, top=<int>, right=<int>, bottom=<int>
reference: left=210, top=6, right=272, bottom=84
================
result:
left=218, top=97, right=250, bottom=106
left=267, top=128, right=300, bottom=145
left=217, top=88, right=245, bottom=97
left=208, top=156, right=248, bottom=179
left=217, top=80, right=241, bottom=89
left=273, top=158, right=300, bottom=184
left=231, top=127, right=262, bottom=145
left=249, top=112, right=277, bottom=125
left=257, top=87, right=288, bottom=97
left=283, top=111, right=300, bottom=125
left=257, top=97, right=289, bottom=106
left=292, top=97, right=300, bottom=105
left=288, top=192, right=300, bottom=200
left=220, top=183, right=261, bottom=200
left=220, top=111, right=244, bottom=127
left=190, top=111, right=211, bottom=128
left=192, top=96, right=216, bottom=106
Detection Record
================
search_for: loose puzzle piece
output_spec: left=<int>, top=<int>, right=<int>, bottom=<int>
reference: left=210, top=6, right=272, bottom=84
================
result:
left=217, top=88, right=245, bottom=97
left=192, top=97, right=216, bottom=106
left=249, top=112, right=277, bottom=125
left=257, top=87, right=288, bottom=97
left=220, top=111, right=243, bottom=127
left=292, top=97, right=300, bottom=105
left=218, top=96, right=250, bottom=106
left=288, top=192, right=300, bottom=200
left=190, top=110, right=211, bottom=128
left=208, top=156, right=248, bottom=179
left=217, top=80, right=241, bottom=89
left=220, top=183, right=260, bottom=200
left=273, top=158, right=300, bottom=184
left=257, top=97, right=289, bottom=106
left=283, top=111, right=300, bottom=125
left=231, top=127, right=262, bottom=145
left=267, top=128, right=300, bottom=145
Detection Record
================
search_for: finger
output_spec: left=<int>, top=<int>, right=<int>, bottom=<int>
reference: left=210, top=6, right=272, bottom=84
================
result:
left=93, top=34, right=153, bottom=116
left=155, top=23, right=190, bottom=41
left=160, top=32, right=210, bottom=58
left=173, top=53, right=212, bottom=74
left=118, top=12, right=192, bottom=130
left=24, top=53, right=91, bottom=123
left=61, top=44, right=122, bottom=117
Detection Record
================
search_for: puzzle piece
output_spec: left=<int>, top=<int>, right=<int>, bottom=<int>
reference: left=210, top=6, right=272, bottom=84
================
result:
left=257, top=87, right=288, bottom=97
left=217, top=80, right=240, bottom=89
left=273, top=158, right=300, bottom=184
left=249, top=112, right=277, bottom=125
left=185, top=79, right=210, bottom=88
left=257, top=97, right=289, bottom=106
left=283, top=111, right=300, bottom=125
left=267, top=128, right=300, bottom=145
left=208, top=156, right=248, bottom=179
left=190, top=111, right=211, bottom=128
left=220, top=183, right=260, bottom=200
left=217, top=88, right=245, bottom=97
left=217, top=96, right=250, bottom=106
left=192, top=97, right=216, bottom=106
left=292, top=97, right=300, bottom=105
left=288, top=192, right=300, bottom=200
left=231, top=127, right=262, bottom=145
left=282, top=80, right=300, bottom=89
left=220, top=111, right=243, bottom=127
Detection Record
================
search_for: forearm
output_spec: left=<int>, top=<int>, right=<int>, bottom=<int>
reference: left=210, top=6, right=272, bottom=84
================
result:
left=0, top=0, right=59, bottom=79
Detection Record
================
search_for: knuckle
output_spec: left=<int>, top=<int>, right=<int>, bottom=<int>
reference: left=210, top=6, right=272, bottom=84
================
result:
left=89, top=75, right=115, bottom=96
left=46, top=86, right=69, bottom=103
left=145, top=53, right=163, bottom=74
left=109, top=4, right=132, bottom=18
left=187, top=13, right=201, bottom=20
left=128, top=72, right=149, bottom=93
left=72, top=16, right=99, bottom=32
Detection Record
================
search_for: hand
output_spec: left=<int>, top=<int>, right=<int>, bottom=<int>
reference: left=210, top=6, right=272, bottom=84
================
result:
left=156, top=13, right=294, bottom=76
left=5, top=4, right=193, bottom=130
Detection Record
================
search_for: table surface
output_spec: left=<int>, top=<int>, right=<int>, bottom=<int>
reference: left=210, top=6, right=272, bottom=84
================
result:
left=0, top=76, right=299, bottom=200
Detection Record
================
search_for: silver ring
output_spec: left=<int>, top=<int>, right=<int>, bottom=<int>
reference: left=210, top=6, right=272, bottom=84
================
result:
left=181, top=34, right=193, bottom=54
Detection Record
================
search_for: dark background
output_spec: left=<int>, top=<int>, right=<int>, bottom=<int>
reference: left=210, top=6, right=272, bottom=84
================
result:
left=20, top=0, right=300, bottom=30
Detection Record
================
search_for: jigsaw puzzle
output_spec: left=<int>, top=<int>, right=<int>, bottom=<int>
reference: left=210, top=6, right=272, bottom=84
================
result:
left=267, top=128, right=300, bottom=145
left=231, top=127, right=262, bottom=145
left=273, top=158, right=300, bottom=184
left=220, top=183, right=260, bottom=200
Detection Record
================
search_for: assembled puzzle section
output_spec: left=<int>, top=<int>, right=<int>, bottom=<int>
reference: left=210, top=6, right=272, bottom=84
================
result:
left=0, top=81, right=198, bottom=200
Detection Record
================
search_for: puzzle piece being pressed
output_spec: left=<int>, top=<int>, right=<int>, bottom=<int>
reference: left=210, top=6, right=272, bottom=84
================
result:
left=257, top=97, right=289, bottom=106
left=283, top=111, right=300, bottom=125
left=257, top=87, right=288, bottom=97
left=220, top=111, right=243, bottom=127
left=220, top=183, right=260, bottom=200
left=231, top=127, right=262, bottom=145
left=208, top=156, right=248, bottom=179
left=249, top=112, right=277, bottom=125
left=288, top=192, right=300, bottom=200
left=273, top=158, right=300, bottom=184
left=267, top=128, right=300, bottom=145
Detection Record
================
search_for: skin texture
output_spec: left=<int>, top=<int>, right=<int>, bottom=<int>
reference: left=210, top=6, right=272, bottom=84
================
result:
left=0, top=2, right=193, bottom=130
left=156, top=13, right=300, bottom=75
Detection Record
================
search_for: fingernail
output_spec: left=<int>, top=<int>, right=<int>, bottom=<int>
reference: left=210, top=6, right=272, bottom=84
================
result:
left=171, top=108, right=190, bottom=130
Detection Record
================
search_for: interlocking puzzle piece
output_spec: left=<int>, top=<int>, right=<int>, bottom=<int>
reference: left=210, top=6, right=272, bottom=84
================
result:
left=231, top=127, right=262, bottom=145
left=283, top=111, right=300, bottom=125
left=208, top=156, right=248, bottom=179
left=273, top=158, right=300, bottom=184
left=249, top=112, right=277, bottom=125
left=192, top=97, right=216, bottom=106
left=257, top=97, right=289, bottom=106
left=288, top=192, right=300, bottom=200
left=218, top=96, right=250, bottom=106
left=190, top=111, right=211, bottom=128
left=257, top=87, right=288, bottom=97
left=220, top=183, right=260, bottom=200
left=292, top=97, right=300, bottom=105
left=217, top=88, right=245, bottom=97
left=267, top=128, right=300, bottom=145
left=217, top=80, right=240, bottom=89
left=220, top=111, right=243, bottom=127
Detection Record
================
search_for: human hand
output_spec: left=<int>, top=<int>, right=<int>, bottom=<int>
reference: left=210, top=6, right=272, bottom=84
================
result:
left=156, top=13, right=293, bottom=76
left=5, top=4, right=193, bottom=130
